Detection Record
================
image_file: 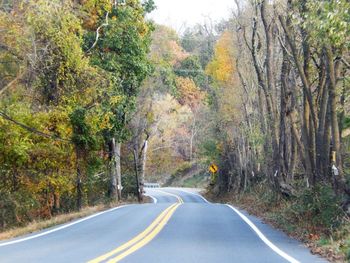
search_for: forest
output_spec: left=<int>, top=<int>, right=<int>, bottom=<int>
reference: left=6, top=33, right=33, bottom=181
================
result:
left=0, top=0, right=349, bottom=259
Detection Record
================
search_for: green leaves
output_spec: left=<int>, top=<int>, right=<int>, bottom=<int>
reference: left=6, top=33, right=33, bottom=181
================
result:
left=174, top=56, right=206, bottom=88
left=26, top=0, right=89, bottom=104
left=304, top=0, right=350, bottom=49
left=0, top=0, right=154, bottom=227
left=86, top=1, right=153, bottom=141
left=70, top=107, right=97, bottom=150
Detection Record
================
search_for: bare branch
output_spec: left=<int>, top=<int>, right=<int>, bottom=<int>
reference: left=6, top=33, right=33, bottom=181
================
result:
left=339, top=57, right=350, bottom=69
left=87, top=12, right=109, bottom=52
left=0, top=70, right=25, bottom=97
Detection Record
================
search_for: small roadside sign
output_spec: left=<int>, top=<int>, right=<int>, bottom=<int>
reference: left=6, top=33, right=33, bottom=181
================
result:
left=209, top=164, right=218, bottom=174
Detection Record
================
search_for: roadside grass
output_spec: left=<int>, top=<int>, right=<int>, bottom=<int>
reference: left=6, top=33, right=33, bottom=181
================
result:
left=0, top=205, right=106, bottom=241
left=0, top=196, right=152, bottom=241
left=204, top=185, right=350, bottom=263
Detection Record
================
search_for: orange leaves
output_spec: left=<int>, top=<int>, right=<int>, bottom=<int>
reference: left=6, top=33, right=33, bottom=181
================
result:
left=206, top=31, right=236, bottom=83
left=150, top=25, right=188, bottom=66
left=83, top=12, right=99, bottom=30
left=308, top=233, right=320, bottom=241
left=175, top=77, right=205, bottom=111
left=205, top=30, right=242, bottom=125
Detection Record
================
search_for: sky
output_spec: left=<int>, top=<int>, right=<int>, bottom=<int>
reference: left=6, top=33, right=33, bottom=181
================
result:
left=147, top=0, right=235, bottom=32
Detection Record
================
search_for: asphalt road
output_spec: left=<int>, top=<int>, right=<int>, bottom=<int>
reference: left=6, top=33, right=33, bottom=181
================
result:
left=0, top=188, right=328, bottom=263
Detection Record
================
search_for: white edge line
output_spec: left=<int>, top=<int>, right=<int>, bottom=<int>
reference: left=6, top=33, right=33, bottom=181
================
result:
left=0, top=205, right=130, bottom=247
left=226, top=205, right=300, bottom=263
left=174, top=188, right=210, bottom=203
left=144, top=194, right=158, bottom=204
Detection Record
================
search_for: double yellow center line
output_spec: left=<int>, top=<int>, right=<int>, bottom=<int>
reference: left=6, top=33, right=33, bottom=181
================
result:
left=156, top=190, right=184, bottom=204
left=88, top=201, right=181, bottom=263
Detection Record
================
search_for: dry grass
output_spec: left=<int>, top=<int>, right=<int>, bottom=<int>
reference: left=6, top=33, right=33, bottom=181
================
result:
left=0, top=195, right=156, bottom=241
left=0, top=205, right=108, bottom=241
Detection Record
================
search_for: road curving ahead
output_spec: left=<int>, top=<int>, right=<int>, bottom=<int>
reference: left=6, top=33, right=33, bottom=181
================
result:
left=0, top=188, right=327, bottom=263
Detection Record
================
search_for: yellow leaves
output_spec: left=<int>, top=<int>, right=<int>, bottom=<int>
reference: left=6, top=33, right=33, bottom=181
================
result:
left=206, top=31, right=236, bottom=83
left=110, top=95, right=123, bottom=106
left=139, top=22, right=149, bottom=38
left=216, top=142, right=224, bottom=152
left=100, top=111, right=113, bottom=130
left=205, top=31, right=242, bottom=125
left=175, top=77, right=206, bottom=111
left=146, top=111, right=155, bottom=123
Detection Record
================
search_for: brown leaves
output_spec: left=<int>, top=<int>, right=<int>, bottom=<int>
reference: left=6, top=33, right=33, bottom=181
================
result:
left=175, top=77, right=205, bottom=111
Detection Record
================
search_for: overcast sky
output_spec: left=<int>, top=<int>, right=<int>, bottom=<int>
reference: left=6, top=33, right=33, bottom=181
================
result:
left=147, top=0, right=235, bottom=32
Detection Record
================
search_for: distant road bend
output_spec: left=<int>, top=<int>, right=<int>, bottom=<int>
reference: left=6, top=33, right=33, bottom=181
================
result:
left=0, top=188, right=327, bottom=263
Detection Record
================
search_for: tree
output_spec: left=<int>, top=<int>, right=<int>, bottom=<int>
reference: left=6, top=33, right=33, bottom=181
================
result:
left=84, top=0, right=153, bottom=201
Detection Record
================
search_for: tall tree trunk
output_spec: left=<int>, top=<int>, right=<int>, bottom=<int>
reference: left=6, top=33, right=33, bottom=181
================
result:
left=279, top=15, right=317, bottom=187
left=75, top=147, right=83, bottom=211
left=326, top=46, right=343, bottom=172
left=325, top=45, right=346, bottom=195
left=289, top=129, right=297, bottom=181
left=115, top=142, right=122, bottom=200
left=316, top=56, right=329, bottom=180
left=323, top=100, right=332, bottom=179
left=139, top=139, right=148, bottom=200
left=280, top=40, right=291, bottom=180
left=108, top=138, right=121, bottom=201
left=133, top=149, right=142, bottom=202
left=260, top=0, right=279, bottom=191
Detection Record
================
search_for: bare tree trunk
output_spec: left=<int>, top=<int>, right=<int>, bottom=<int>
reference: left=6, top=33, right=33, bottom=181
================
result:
left=108, top=138, right=121, bottom=201
left=115, top=141, right=122, bottom=201
left=279, top=15, right=318, bottom=187
left=323, top=100, right=332, bottom=179
left=133, top=149, right=142, bottom=202
left=280, top=41, right=291, bottom=181
left=316, top=56, right=328, bottom=181
left=189, top=130, right=194, bottom=162
left=139, top=139, right=148, bottom=199
left=289, top=129, right=297, bottom=181
left=325, top=45, right=346, bottom=195
left=260, top=0, right=279, bottom=191
left=75, top=147, right=83, bottom=210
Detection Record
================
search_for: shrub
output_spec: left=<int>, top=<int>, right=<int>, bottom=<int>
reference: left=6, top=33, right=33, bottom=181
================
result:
left=290, top=184, right=343, bottom=231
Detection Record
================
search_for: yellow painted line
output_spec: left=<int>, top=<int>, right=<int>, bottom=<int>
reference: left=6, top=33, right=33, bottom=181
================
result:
left=107, top=203, right=180, bottom=263
left=156, top=189, right=184, bottom=204
left=87, top=204, right=177, bottom=263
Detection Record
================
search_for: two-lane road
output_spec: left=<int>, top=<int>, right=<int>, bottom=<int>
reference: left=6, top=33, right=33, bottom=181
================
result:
left=0, top=188, right=327, bottom=262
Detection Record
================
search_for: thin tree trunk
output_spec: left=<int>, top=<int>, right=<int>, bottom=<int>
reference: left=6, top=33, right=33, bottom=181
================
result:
left=133, top=149, right=142, bottom=202
left=280, top=41, right=290, bottom=180
left=260, top=0, right=279, bottom=191
left=139, top=139, right=148, bottom=200
left=115, top=142, right=122, bottom=201
left=75, top=147, right=83, bottom=210
left=325, top=45, right=346, bottom=195
left=326, top=46, right=343, bottom=172
left=108, top=138, right=121, bottom=201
